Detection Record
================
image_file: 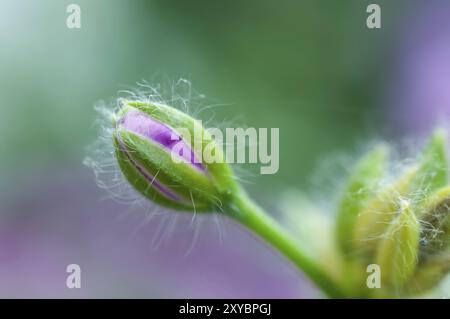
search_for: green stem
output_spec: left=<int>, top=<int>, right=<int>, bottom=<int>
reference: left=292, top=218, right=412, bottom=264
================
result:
left=227, top=190, right=346, bottom=298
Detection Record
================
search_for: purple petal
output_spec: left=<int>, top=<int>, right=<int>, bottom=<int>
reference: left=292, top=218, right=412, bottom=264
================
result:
left=119, top=109, right=204, bottom=171
left=116, top=136, right=187, bottom=203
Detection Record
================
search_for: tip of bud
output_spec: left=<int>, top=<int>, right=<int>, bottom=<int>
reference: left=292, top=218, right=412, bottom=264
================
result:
left=112, top=100, right=238, bottom=213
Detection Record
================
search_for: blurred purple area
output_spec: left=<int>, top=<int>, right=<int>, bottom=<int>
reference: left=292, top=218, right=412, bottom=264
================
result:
left=3, top=1, right=450, bottom=299
left=0, top=169, right=315, bottom=298
left=389, top=0, right=450, bottom=134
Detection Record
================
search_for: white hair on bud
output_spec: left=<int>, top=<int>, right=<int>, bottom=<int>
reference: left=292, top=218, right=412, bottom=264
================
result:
left=84, top=78, right=242, bottom=252
left=280, top=130, right=450, bottom=296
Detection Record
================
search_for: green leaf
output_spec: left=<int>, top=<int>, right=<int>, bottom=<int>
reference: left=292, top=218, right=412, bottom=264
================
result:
left=336, top=144, right=388, bottom=256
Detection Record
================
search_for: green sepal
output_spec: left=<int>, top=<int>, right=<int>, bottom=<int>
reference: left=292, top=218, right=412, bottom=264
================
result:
left=113, top=134, right=197, bottom=211
left=335, top=144, right=388, bottom=256
left=410, top=129, right=448, bottom=204
left=353, top=168, right=417, bottom=259
left=375, top=200, right=420, bottom=289
left=115, top=130, right=217, bottom=212
left=124, top=101, right=238, bottom=195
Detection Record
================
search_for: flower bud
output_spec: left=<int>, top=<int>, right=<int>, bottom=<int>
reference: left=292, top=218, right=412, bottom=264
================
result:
left=113, top=100, right=238, bottom=212
left=353, top=130, right=448, bottom=260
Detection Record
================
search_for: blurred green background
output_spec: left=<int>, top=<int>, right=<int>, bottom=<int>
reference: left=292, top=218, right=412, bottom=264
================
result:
left=0, top=0, right=411, bottom=195
left=1, top=0, right=432, bottom=298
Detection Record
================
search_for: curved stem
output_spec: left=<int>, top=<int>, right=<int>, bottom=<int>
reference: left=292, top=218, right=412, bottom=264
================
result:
left=227, top=190, right=346, bottom=298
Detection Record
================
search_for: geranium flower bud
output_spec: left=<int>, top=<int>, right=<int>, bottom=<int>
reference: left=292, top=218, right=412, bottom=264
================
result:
left=113, top=100, right=238, bottom=212
left=333, top=129, right=450, bottom=296
left=352, top=130, right=448, bottom=260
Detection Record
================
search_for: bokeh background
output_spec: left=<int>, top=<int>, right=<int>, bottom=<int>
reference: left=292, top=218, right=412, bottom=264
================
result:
left=1, top=0, right=449, bottom=298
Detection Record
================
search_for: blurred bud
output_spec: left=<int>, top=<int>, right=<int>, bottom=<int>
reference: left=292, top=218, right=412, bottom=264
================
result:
left=409, top=129, right=448, bottom=201
left=353, top=168, right=417, bottom=259
left=375, top=199, right=420, bottom=289
left=353, top=130, right=448, bottom=260
left=278, top=128, right=450, bottom=297
left=418, top=186, right=450, bottom=255
left=335, top=145, right=388, bottom=256
left=403, top=255, right=450, bottom=296
left=113, top=100, right=238, bottom=212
